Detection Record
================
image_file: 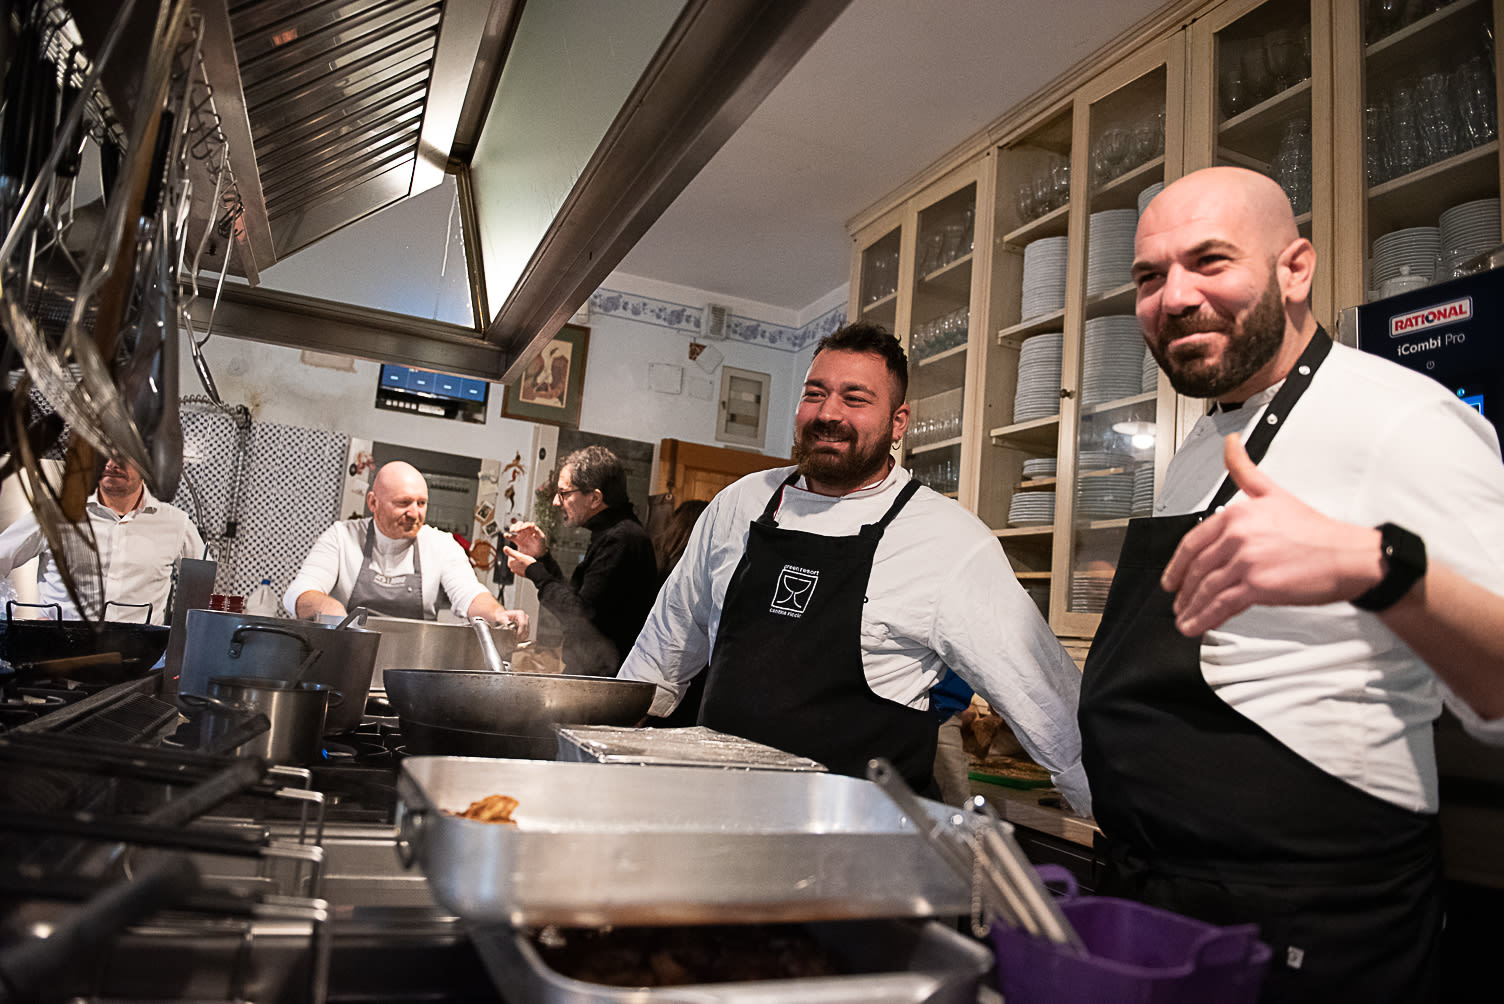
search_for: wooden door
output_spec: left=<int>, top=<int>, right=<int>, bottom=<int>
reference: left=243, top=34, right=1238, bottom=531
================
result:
left=653, top=439, right=790, bottom=503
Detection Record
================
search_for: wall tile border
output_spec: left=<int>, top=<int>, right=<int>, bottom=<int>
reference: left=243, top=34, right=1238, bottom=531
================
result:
left=588, top=289, right=846, bottom=353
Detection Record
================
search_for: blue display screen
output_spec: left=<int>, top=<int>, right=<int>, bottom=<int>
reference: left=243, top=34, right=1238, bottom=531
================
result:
left=379, top=364, right=488, bottom=403
left=1457, top=389, right=1486, bottom=417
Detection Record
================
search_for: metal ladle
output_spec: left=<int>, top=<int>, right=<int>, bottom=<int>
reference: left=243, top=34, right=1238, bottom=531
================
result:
left=471, top=617, right=511, bottom=673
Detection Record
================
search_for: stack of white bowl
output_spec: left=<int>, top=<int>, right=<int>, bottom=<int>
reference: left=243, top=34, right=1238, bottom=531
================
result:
left=1070, top=574, right=1113, bottom=613
left=1132, top=463, right=1155, bottom=515
left=1021, top=237, right=1070, bottom=319
left=1370, top=226, right=1442, bottom=287
left=1086, top=209, right=1138, bottom=295
left=1008, top=490, right=1056, bottom=527
left=1076, top=471, right=1135, bottom=520
left=1141, top=346, right=1159, bottom=393
left=1082, top=316, right=1147, bottom=406
left=1439, top=197, right=1501, bottom=262
left=1013, top=332, right=1064, bottom=421
left=1021, top=456, right=1057, bottom=480
left=1137, top=181, right=1164, bottom=215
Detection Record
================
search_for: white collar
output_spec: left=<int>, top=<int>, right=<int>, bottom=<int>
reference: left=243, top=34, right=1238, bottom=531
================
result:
left=371, top=520, right=418, bottom=554
left=88, top=487, right=157, bottom=519
left=790, top=461, right=905, bottom=501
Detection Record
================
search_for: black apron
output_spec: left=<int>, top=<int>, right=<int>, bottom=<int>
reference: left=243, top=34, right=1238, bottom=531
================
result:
left=698, top=472, right=939, bottom=793
left=345, top=522, right=433, bottom=620
left=1079, top=329, right=1442, bottom=1004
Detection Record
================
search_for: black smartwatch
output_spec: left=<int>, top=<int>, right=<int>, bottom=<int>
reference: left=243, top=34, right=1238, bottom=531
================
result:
left=1351, top=523, right=1427, bottom=612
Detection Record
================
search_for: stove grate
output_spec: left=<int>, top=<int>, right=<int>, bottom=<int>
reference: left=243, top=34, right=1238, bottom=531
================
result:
left=61, top=693, right=179, bottom=743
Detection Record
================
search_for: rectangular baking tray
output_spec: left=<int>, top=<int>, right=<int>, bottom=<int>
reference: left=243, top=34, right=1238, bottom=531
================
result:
left=556, top=725, right=828, bottom=771
left=468, top=918, right=994, bottom=1004
left=396, top=757, right=972, bottom=927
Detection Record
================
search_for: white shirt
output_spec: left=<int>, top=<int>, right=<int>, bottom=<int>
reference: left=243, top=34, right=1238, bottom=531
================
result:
left=1156, top=340, right=1504, bottom=813
left=619, top=464, right=1091, bottom=815
left=283, top=519, right=488, bottom=619
left=0, top=489, right=203, bottom=624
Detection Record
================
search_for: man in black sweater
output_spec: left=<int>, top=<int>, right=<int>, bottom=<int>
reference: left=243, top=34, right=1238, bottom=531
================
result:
left=502, top=446, right=658, bottom=675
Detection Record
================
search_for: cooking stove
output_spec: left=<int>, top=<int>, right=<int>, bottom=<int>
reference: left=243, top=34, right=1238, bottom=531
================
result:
left=0, top=670, right=500, bottom=1003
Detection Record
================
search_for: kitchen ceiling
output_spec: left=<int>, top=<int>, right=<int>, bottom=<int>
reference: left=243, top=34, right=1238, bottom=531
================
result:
left=614, top=0, right=1174, bottom=313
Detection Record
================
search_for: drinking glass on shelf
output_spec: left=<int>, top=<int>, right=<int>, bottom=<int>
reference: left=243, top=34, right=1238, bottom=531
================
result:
left=1263, top=28, right=1302, bottom=91
left=1220, top=39, right=1248, bottom=119
left=1017, top=181, right=1037, bottom=223
left=1386, top=83, right=1422, bottom=178
left=1051, top=158, right=1071, bottom=209
left=1365, top=104, right=1390, bottom=185
left=1241, top=43, right=1272, bottom=108
left=1455, top=56, right=1498, bottom=149
left=1416, top=72, right=1459, bottom=164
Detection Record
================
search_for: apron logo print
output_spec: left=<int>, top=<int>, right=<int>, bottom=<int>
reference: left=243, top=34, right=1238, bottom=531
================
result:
left=770, top=565, right=819, bottom=618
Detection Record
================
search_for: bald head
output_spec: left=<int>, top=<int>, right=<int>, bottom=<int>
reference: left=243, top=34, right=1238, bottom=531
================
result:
left=1132, top=166, right=1318, bottom=402
left=368, top=462, right=428, bottom=539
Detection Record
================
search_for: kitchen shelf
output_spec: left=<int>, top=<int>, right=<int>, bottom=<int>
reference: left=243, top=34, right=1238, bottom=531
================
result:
left=1084, top=391, right=1156, bottom=415
left=1367, top=0, right=1486, bottom=75
left=1085, top=281, right=1137, bottom=318
left=990, top=415, right=1061, bottom=451
left=1219, top=77, right=1313, bottom=158
left=1002, top=202, right=1071, bottom=246
left=914, top=344, right=968, bottom=390
left=1014, top=570, right=1053, bottom=580
left=910, top=436, right=963, bottom=455
left=999, top=311, right=1068, bottom=347
left=1368, top=141, right=1501, bottom=236
left=919, top=253, right=974, bottom=293
left=996, top=525, right=1054, bottom=539
left=1092, top=156, right=1165, bottom=211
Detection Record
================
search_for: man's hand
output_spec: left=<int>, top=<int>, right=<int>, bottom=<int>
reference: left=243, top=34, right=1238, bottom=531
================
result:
left=505, top=522, right=547, bottom=559
left=466, top=594, right=531, bottom=641
left=1160, top=435, right=1385, bottom=636
left=493, top=607, right=530, bottom=640
left=502, top=545, right=535, bottom=577
left=294, top=590, right=347, bottom=621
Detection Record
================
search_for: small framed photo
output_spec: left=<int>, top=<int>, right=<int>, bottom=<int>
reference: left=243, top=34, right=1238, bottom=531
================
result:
left=501, top=323, right=590, bottom=429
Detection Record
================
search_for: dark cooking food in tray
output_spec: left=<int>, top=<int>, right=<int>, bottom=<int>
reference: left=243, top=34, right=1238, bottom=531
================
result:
left=533, top=924, right=838, bottom=987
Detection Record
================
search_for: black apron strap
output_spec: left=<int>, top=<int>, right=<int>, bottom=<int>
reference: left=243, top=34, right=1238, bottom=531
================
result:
left=756, top=471, right=802, bottom=526
left=1207, top=327, right=1332, bottom=511
left=860, top=477, right=923, bottom=539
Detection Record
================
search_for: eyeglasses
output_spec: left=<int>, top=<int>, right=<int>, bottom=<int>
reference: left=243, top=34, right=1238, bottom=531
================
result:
left=555, top=487, right=583, bottom=499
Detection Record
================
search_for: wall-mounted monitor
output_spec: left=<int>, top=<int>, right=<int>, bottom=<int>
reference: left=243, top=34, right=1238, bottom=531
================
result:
left=376, top=364, right=488, bottom=424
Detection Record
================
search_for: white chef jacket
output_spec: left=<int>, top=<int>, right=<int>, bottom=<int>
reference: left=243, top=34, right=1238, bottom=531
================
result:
left=1156, top=340, right=1504, bottom=813
left=0, top=489, right=203, bottom=624
left=283, top=519, right=488, bottom=620
left=619, top=463, right=1091, bottom=815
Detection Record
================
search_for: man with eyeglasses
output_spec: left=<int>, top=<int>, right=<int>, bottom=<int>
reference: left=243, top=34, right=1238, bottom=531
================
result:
left=503, top=446, right=658, bottom=675
left=287, top=461, right=529, bottom=634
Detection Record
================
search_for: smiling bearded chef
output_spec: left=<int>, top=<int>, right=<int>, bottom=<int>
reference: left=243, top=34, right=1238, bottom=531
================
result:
left=1079, top=166, right=1504, bottom=1004
left=285, top=461, right=528, bottom=634
left=618, top=322, right=1090, bottom=812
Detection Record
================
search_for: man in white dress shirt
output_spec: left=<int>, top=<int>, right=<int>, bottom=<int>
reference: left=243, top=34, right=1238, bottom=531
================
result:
left=1079, top=166, right=1504, bottom=1003
left=286, top=461, right=528, bottom=634
left=0, top=458, right=203, bottom=624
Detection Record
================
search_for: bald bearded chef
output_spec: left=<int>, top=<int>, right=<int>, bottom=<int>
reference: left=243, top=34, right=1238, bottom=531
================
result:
left=286, top=461, right=529, bottom=634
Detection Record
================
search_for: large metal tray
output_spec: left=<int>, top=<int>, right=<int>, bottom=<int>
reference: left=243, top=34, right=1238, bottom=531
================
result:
left=556, top=726, right=828, bottom=771
left=468, top=918, right=994, bottom=1003
left=395, top=758, right=972, bottom=927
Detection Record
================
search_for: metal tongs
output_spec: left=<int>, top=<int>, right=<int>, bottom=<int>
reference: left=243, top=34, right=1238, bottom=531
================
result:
left=866, top=757, right=1085, bottom=952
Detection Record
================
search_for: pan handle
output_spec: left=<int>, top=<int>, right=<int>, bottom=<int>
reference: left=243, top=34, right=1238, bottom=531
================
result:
left=102, top=600, right=153, bottom=622
left=5, top=601, right=63, bottom=623
left=228, top=624, right=314, bottom=659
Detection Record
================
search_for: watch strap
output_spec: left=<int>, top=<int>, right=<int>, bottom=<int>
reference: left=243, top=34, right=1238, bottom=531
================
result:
left=1352, top=522, right=1427, bottom=612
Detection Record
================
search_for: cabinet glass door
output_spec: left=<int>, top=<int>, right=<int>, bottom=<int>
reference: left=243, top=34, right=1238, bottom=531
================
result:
left=983, top=106, right=1075, bottom=622
left=1360, top=0, right=1499, bottom=302
left=905, top=182, right=976, bottom=499
left=857, top=225, right=902, bottom=329
left=1060, top=46, right=1179, bottom=637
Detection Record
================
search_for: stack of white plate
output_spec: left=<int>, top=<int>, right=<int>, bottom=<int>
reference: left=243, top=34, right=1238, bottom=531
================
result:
left=1021, top=456, right=1057, bottom=479
left=1008, top=490, right=1056, bottom=527
left=1014, top=332, right=1064, bottom=421
left=1137, top=181, right=1164, bottom=216
left=1021, top=237, right=1070, bottom=319
left=1070, top=574, right=1113, bottom=613
left=1076, top=472, right=1134, bottom=520
left=1141, top=346, right=1159, bottom=393
left=1132, top=463, right=1155, bottom=515
left=1370, top=226, right=1441, bottom=287
left=1439, top=198, right=1501, bottom=260
left=1082, top=316, right=1146, bottom=406
left=1078, top=449, right=1133, bottom=472
left=1086, top=209, right=1138, bottom=294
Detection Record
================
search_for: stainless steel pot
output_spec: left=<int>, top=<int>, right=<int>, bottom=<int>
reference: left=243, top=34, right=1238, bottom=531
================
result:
left=182, top=676, right=340, bottom=764
left=179, top=610, right=381, bottom=733
left=382, top=668, right=654, bottom=758
left=320, top=615, right=520, bottom=689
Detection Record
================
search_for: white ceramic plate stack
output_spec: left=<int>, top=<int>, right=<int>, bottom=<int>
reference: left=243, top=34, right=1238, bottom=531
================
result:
left=1137, top=181, right=1164, bottom=216
left=1370, top=226, right=1441, bottom=288
left=1086, top=209, right=1138, bottom=295
left=1082, top=316, right=1146, bottom=406
left=1439, top=198, right=1501, bottom=261
left=1008, top=489, right=1056, bottom=527
left=1021, top=237, right=1070, bottom=319
left=1069, top=573, right=1113, bottom=614
left=1021, top=456, right=1057, bottom=480
left=1076, top=472, right=1134, bottom=520
left=1132, top=463, right=1155, bottom=516
left=1078, top=449, right=1132, bottom=473
left=1141, top=346, right=1159, bottom=393
left=1013, top=332, right=1064, bottom=421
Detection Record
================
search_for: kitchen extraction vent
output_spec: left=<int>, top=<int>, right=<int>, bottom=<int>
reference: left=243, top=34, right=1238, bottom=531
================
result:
left=701, top=303, right=731, bottom=340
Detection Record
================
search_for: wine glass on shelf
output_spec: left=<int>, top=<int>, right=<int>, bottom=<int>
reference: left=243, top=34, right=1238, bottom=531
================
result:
left=1263, top=28, right=1302, bottom=92
left=1219, top=38, right=1247, bottom=120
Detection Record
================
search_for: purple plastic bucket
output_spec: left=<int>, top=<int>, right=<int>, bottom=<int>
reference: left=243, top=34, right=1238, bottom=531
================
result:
left=990, top=867, right=1271, bottom=1004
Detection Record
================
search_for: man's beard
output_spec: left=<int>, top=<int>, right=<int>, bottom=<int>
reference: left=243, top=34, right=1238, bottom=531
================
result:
left=792, top=419, right=892, bottom=492
left=1147, top=274, right=1286, bottom=399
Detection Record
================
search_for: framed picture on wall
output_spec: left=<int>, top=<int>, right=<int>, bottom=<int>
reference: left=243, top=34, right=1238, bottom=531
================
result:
left=501, top=323, right=590, bottom=428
